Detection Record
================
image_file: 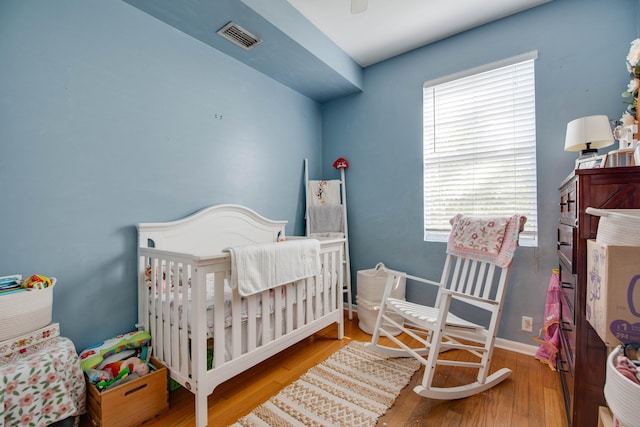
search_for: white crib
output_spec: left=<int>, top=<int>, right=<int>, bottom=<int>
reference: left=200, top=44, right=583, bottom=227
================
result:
left=137, top=204, right=345, bottom=427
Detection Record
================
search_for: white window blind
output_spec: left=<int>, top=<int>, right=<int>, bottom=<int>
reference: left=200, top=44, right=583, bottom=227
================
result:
left=423, top=52, right=538, bottom=247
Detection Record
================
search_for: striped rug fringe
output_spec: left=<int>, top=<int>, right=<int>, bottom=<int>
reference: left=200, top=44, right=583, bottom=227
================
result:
left=231, top=341, right=421, bottom=427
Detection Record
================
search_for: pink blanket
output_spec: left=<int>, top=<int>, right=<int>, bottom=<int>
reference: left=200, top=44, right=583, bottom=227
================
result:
left=447, top=214, right=526, bottom=268
left=533, top=269, right=561, bottom=370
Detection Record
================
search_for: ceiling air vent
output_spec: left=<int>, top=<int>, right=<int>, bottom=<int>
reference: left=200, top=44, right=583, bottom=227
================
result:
left=217, top=22, right=262, bottom=50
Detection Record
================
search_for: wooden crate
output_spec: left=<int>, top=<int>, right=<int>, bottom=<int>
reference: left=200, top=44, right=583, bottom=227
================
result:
left=86, top=357, right=169, bottom=427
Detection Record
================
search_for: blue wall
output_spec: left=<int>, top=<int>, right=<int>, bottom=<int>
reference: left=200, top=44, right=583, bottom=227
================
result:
left=0, top=0, right=322, bottom=351
left=1, top=0, right=639, bottom=351
left=321, top=0, right=639, bottom=342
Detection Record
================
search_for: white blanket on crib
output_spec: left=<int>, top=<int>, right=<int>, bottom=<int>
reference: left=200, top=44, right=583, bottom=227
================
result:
left=224, top=239, right=321, bottom=296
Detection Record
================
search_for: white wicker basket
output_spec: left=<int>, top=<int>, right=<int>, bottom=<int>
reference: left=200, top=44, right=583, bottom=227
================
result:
left=604, top=345, right=640, bottom=427
left=0, top=277, right=55, bottom=342
left=586, top=208, right=640, bottom=246
left=357, top=263, right=405, bottom=335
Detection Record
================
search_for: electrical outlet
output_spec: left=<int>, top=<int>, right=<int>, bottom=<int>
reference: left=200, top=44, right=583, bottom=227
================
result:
left=522, top=316, right=533, bottom=332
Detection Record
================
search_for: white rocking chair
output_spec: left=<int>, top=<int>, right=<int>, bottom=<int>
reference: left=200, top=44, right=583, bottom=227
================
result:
left=367, top=214, right=526, bottom=400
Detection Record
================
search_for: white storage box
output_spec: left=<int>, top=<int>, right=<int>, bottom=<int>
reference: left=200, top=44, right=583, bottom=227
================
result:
left=357, top=263, right=406, bottom=335
left=604, top=345, right=640, bottom=427
left=0, top=276, right=55, bottom=342
left=586, top=208, right=640, bottom=246
left=0, top=323, right=60, bottom=365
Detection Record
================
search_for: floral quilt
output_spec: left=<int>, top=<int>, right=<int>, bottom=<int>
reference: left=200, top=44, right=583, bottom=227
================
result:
left=447, top=214, right=526, bottom=268
left=0, top=336, right=85, bottom=426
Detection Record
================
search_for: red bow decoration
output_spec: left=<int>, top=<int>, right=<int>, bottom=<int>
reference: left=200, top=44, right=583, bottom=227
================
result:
left=333, top=157, right=349, bottom=169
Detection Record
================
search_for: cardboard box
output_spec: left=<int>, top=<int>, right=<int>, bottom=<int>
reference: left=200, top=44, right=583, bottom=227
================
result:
left=86, top=357, right=168, bottom=427
left=585, top=239, right=640, bottom=347
left=597, top=406, right=612, bottom=427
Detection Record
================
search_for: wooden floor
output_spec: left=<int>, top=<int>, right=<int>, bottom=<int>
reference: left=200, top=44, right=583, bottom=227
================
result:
left=81, top=313, right=567, bottom=427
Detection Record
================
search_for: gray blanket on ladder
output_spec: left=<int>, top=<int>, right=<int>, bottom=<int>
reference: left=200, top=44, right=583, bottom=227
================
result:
left=308, top=205, right=344, bottom=233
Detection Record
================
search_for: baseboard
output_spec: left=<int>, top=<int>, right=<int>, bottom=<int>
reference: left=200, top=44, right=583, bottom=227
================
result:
left=344, top=305, right=539, bottom=357
left=494, top=337, right=537, bottom=356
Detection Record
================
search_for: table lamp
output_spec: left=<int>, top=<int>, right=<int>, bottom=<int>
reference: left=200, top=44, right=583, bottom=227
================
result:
left=564, top=115, right=614, bottom=158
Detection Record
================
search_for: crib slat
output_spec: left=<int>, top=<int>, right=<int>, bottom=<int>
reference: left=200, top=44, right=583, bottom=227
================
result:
left=247, top=294, right=257, bottom=352
left=138, top=255, right=149, bottom=332
left=324, top=252, right=331, bottom=317
left=213, top=271, right=226, bottom=369
left=231, top=289, right=242, bottom=359
left=295, top=280, right=304, bottom=328
left=274, top=286, right=283, bottom=339
left=179, top=265, right=190, bottom=375
left=162, top=261, right=172, bottom=363
left=316, top=257, right=323, bottom=318
left=261, top=289, right=271, bottom=346
left=149, top=258, right=162, bottom=362
left=305, top=277, right=313, bottom=324
left=170, top=262, right=180, bottom=369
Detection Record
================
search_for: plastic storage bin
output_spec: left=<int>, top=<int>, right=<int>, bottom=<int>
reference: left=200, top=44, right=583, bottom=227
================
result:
left=357, top=263, right=405, bottom=335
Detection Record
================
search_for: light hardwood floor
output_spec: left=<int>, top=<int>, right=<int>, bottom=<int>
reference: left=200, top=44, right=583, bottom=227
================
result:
left=81, top=313, right=567, bottom=427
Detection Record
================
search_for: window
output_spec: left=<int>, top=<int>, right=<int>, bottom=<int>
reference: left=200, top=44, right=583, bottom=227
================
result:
left=423, top=52, right=538, bottom=247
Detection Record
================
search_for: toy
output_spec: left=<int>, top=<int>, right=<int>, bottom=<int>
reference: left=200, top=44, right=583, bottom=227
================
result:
left=333, top=157, right=348, bottom=169
left=79, top=330, right=151, bottom=371
left=85, top=368, right=113, bottom=384
left=103, top=357, right=150, bottom=378
left=97, top=349, right=136, bottom=369
left=21, top=274, right=53, bottom=289
left=145, top=264, right=188, bottom=291
left=95, top=357, right=151, bottom=390
left=95, top=366, right=131, bottom=390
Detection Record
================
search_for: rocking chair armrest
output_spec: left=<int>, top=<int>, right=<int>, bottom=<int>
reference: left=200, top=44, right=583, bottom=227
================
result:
left=440, top=288, right=499, bottom=305
left=379, top=266, right=441, bottom=289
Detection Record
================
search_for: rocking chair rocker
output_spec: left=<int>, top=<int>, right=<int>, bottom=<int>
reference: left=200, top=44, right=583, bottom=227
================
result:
left=367, top=214, right=526, bottom=400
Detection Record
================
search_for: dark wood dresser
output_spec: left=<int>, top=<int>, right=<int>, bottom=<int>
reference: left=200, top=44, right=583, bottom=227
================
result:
left=557, top=166, right=640, bottom=427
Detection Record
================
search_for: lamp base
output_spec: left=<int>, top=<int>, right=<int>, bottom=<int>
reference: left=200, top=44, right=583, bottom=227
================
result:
left=578, top=148, right=598, bottom=159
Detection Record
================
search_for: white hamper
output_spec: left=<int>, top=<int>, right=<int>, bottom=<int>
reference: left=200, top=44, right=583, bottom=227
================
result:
left=0, top=276, right=55, bottom=342
left=586, top=208, right=640, bottom=246
left=604, top=345, right=640, bottom=427
left=357, top=263, right=405, bottom=335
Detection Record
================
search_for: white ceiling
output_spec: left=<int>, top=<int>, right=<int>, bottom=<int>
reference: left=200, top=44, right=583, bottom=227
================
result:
left=287, top=0, right=553, bottom=67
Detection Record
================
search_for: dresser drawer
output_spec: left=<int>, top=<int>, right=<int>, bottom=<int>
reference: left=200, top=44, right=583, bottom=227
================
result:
left=560, top=318, right=575, bottom=367
left=557, top=224, right=575, bottom=273
left=558, top=260, right=575, bottom=325
left=558, top=332, right=574, bottom=425
left=559, top=178, right=577, bottom=225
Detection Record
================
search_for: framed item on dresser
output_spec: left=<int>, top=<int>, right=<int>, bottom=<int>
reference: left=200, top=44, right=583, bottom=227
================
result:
left=575, top=154, right=607, bottom=170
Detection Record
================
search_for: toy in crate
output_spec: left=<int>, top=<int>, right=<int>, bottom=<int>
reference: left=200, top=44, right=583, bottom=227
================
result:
left=80, top=330, right=168, bottom=427
left=0, top=274, right=56, bottom=342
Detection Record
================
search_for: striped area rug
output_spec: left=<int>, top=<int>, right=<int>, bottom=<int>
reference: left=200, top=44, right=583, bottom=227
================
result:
left=231, top=341, right=421, bottom=427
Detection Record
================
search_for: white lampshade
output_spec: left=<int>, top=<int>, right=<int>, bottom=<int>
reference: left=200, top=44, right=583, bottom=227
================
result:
left=564, top=115, right=614, bottom=157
